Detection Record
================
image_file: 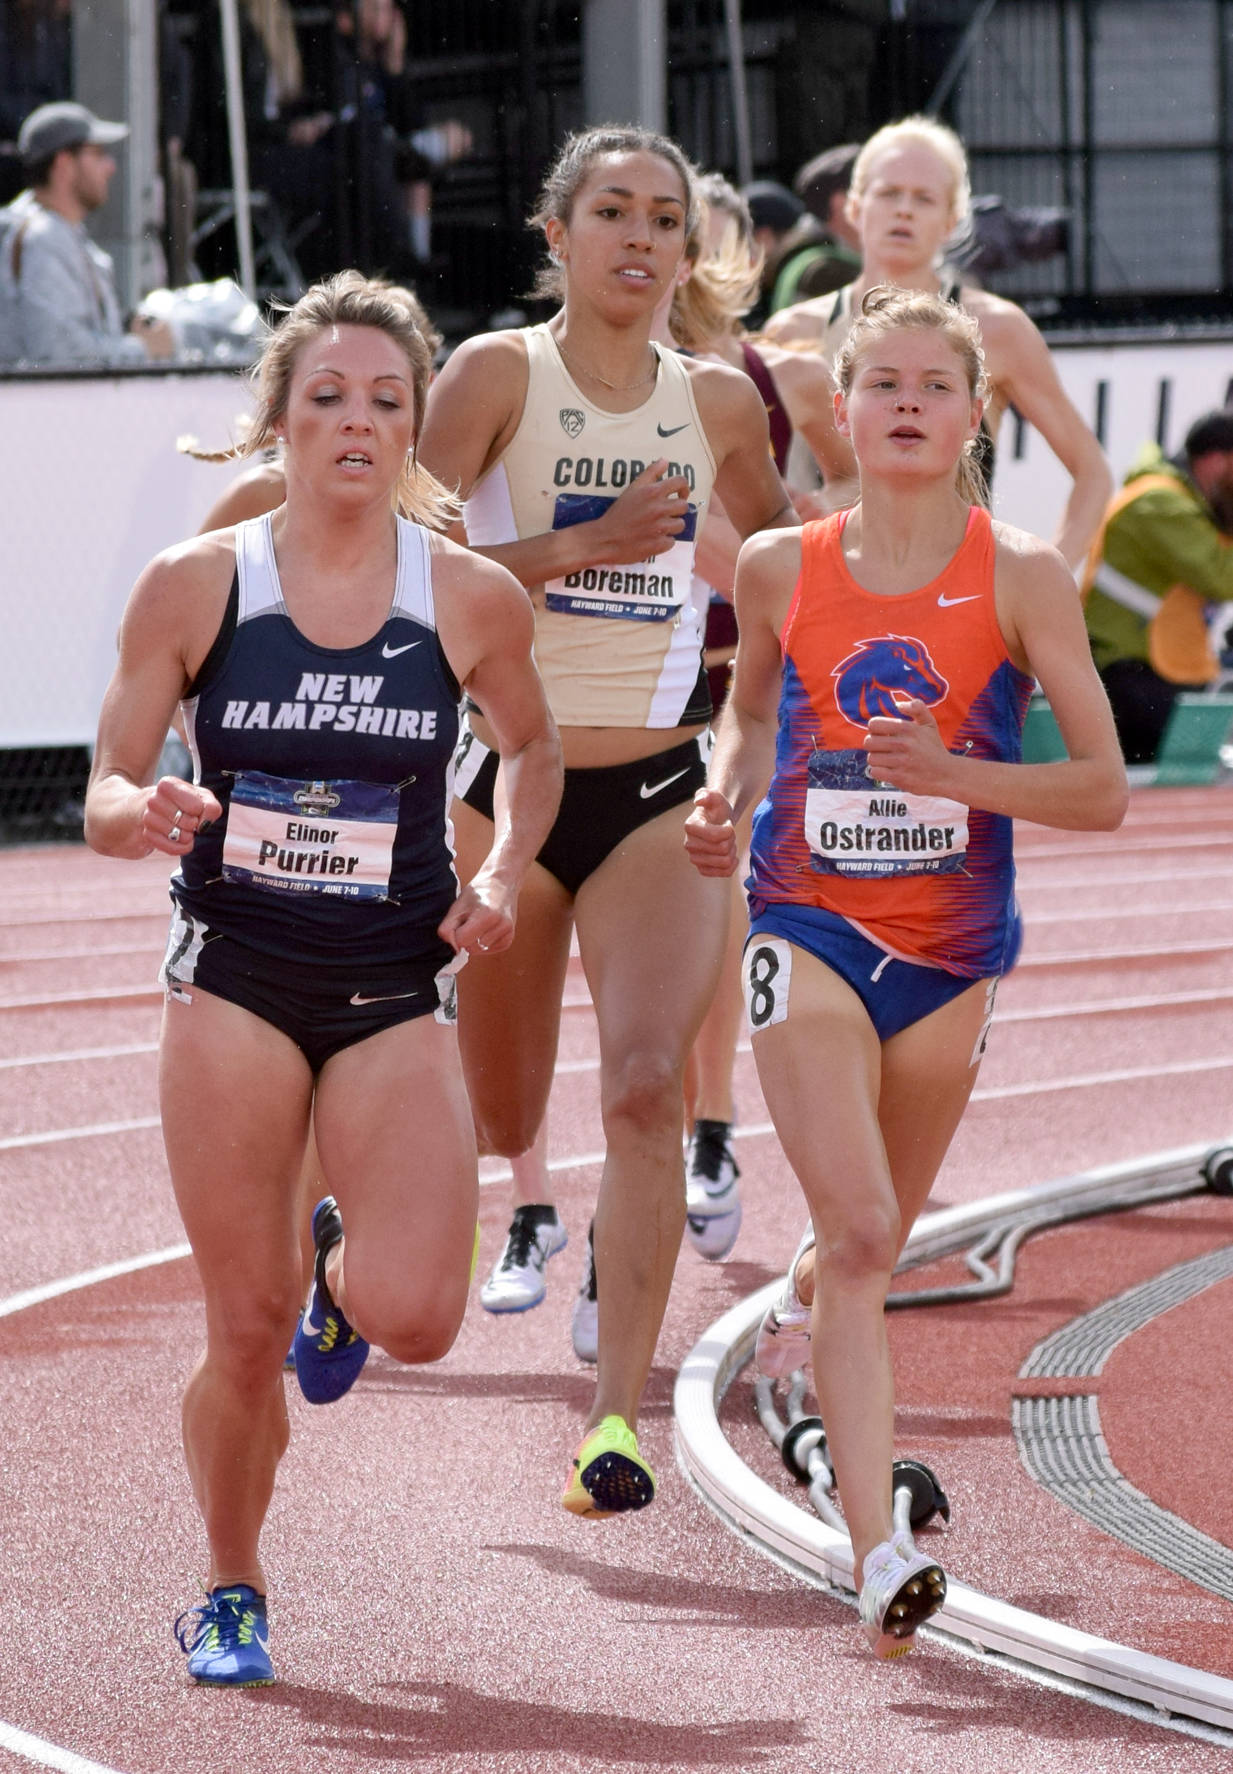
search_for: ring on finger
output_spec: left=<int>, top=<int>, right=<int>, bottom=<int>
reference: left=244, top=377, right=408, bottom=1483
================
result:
left=476, top=940, right=489, bottom=952
left=168, top=823, right=182, bottom=843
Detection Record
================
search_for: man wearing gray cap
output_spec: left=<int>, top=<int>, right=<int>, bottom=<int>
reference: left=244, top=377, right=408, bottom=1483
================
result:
left=0, top=100, right=175, bottom=366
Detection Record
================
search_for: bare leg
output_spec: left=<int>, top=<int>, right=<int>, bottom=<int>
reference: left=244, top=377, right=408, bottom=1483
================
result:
left=451, top=797, right=573, bottom=1158
left=574, top=806, right=728, bottom=1433
left=686, top=869, right=745, bottom=1125
left=509, top=1116, right=554, bottom=1209
left=750, top=950, right=989, bottom=1588
left=312, top=1014, right=478, bottom=1363
left=159, top=990, right=312, bottom=1592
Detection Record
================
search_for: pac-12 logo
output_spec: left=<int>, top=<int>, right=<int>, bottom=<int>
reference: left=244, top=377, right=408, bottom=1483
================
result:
left=831, top=635, right=948, bottom=726
left=559, top=408, right=585, bottom=438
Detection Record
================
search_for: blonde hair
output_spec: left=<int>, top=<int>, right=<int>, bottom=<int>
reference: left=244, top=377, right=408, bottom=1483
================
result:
left=243, top=0, right=303, bottom=105
left=181, top=272, right=457, bottom=527
left=833, top=285, right=989, bottom=506
left=668, top=171, right=763, bottom=351
left=850, top=114, right=972, bottom=231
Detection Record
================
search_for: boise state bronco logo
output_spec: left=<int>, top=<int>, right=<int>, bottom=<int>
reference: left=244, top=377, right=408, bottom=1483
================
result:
left=831, top=635, right=949, bottom=726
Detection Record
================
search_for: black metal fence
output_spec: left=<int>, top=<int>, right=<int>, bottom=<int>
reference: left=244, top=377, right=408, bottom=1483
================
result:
left=156, top=1, right=1233, bottom=330
left=399, top=0, right=1233, bottom=330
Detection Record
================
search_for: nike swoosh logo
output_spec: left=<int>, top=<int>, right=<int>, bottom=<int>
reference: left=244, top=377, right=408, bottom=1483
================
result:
left=937, top=593, right=980, bottom=608
left=382, top=641, right=421, bottom=658
left=301, top=1288, right=325, bottom=1339
left=639, top=768, right=688, bottom=799
left=350, top=989, right=418, bottom=1005
left=656, top=422, right=688, bottom=438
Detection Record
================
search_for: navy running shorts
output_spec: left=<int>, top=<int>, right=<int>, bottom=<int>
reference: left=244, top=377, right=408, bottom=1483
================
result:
left=159, top=897, right=461, bottom=1073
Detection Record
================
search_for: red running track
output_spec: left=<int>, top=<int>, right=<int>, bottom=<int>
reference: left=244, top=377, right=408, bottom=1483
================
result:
left=0, top=783, right=1231, bottom=1773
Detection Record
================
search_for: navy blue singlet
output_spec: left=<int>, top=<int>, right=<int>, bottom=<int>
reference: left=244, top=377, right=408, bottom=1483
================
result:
left=175, top=513, right=462, bottom=967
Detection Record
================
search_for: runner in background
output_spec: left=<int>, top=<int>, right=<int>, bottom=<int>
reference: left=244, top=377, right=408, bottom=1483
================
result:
left=763, top=115, right=1112, bottom=574
left=686, top=287, right=1126, bottom=1657
left=670, top=171, right=839, bottom=1261
left=85, top=272, right=561, bottom=1685
left=418, top=126, right=795, bottom=1519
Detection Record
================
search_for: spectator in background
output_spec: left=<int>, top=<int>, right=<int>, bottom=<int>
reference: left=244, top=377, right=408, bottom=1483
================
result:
left=1082, top=409, right=1233, bottom=763
left=332, top=0, right=472, bottom=275
left=765, top=142, right=861, bottom=313
left=0, top=101, right=176, bottom=366
left=739, top=179, right=803, bottom=329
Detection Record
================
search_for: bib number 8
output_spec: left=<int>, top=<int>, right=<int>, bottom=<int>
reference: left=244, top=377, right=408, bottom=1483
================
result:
left=742, top=937, right=791, bottom=1031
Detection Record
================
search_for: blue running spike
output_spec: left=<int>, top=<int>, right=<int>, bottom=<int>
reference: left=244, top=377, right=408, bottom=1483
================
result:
left=174, top=1584, right=273, bottom=1686
left=293, top=1196, right=370, bottom=1404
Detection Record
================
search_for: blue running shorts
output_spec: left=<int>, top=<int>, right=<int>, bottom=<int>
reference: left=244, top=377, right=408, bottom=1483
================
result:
left=745, top=900, right=997, bottom=1043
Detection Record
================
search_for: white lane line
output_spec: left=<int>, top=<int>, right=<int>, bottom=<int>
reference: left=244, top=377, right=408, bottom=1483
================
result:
left=0, top=1721, right=127, bottom=1774
left=5, top=986, right=1233, bottom=1080
left=1016, top=831, right=1233, bottom=861
left=998, top=985, right=1233, bottom=1021
left=1020, top=865, right=1233, bottom=892
left=1019, top=937, right=1233, bottom=966
left=0, top=1243, right=191, bottom=1321
left=7, top=1043, right=1233, bottom=1156
left=0, top=1118, right=161, bottom=1151
left=0, top=1043, right=158, bottom=1071
left=0, top=944, right=157, bottom=964
left=972, top=1055, right=1233, bottom=1100
left=1023, top=900, right=1233, bottom=924
left=0, top=985, right=160, bottom=1012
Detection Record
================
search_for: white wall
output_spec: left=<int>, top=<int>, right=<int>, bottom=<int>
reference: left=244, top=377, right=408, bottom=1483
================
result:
left=4, top=333, right=1232, bottom=749
left=992, top=334, right=1233, bottom=538
left=3, top=370, right=256, bottom=748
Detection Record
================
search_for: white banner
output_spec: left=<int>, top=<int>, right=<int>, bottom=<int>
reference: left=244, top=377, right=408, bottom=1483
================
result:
left=2, top=369, right=255, bottom=747
left=4, top=333, right=1232, bottom=748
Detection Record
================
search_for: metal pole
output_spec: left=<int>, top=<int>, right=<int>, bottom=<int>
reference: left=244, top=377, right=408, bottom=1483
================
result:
left=723, top=0, right=752, bottom=186
left=219, top=0, right=256, bottom=298
left=927, top=0, right=1001, bottom=117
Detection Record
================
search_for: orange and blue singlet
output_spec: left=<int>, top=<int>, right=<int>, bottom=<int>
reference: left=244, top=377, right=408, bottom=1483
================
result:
left=747, top=505, right=1035, bottom=983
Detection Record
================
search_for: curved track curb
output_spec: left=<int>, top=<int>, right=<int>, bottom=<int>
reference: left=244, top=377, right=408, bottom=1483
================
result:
left=673, top=1141, right=1233, bottom=1735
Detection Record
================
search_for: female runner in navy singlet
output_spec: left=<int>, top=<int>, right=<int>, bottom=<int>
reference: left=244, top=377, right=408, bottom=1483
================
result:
left=418, top=126, right=795, bottom=1518
left=84, top=272, right=562, bottom=1686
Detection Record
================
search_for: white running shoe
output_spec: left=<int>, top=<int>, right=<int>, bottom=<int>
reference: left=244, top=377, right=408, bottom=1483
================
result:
left=858, top=1532, right=947, bottom=1660
left=685, top=1119, right=742, bottom=1260
left=571, top=1221, right=598, bottom=1363
left=754, top=1226, right=816, bottom=1379
left=480, top=1206, right=567, bottom=1313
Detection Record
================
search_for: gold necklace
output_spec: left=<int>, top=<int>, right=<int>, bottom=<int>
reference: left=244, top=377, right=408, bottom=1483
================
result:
left=556, top=338, right=658, bottom=392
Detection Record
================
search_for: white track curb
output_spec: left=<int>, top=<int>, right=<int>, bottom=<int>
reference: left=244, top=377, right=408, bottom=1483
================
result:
left=674, top=1141, right=1233, bottom=1733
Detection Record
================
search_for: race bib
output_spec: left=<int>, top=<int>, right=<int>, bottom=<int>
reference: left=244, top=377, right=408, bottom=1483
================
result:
left=222, top=772, right=399, bottom=900
left=804, top=748, right=969, bottom=879
left=543, top=491, right=697, bottom=622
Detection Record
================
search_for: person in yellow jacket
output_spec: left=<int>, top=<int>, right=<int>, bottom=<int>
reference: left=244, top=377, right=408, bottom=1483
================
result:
left=1083, top=409, right=1233, bottom=762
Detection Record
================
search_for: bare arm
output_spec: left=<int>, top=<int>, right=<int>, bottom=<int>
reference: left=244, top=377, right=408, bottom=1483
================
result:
left=85, top=544, right=229, bottom=859
left=418, top=332, right=696, bottom=587
left=759, top=298, right=831, bottom=349
left=432, top=542, right=563, bottom=953
left=197, top=460, right=286, bottom=532
left=984, top=301, right=1114, bottom=574
left=684, top=529, right=801, bottom=875
left=693, top=489, right=742, bottom=597
left=765, top=346, right=846, bottom=486
left=863, top=531, right=1127, bottom=832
